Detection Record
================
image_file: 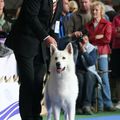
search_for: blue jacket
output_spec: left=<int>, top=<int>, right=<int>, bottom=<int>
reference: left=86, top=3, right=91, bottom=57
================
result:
left=76, top=42, right=102, bottom=84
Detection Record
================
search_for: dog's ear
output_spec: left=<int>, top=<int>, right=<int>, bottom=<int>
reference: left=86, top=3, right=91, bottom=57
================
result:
left=50, top=44, right=57, bottom=56
left=65, top=43, right=73, bottom=54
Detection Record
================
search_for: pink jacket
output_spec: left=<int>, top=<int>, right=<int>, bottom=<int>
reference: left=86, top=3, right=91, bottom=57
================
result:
left=85, top=18, right=112, bottom=55
left=112, top=14, right=120, bottom=49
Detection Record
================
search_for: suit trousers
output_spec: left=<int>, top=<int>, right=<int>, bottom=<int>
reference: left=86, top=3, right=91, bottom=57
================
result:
left=15, top=52, right=46, bottom=120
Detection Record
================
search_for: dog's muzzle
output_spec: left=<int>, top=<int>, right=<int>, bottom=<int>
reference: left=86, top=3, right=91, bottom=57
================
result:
left=56, top=62, right=65, bottom=73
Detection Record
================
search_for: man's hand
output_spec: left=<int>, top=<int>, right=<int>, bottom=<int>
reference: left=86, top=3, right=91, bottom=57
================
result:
left=79, top=42, right=86, bottom=53
left=68, top=31, right=83, bottom=38
left=78, top=35, right=88, bottom=52
left=45, top=36, right=57, bottom=47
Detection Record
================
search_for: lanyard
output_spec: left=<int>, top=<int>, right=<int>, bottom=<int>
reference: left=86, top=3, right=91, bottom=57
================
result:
left=59, top=16, right=64, bottom=38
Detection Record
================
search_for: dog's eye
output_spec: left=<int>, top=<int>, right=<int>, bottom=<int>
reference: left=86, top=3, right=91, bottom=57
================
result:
left=62, top=57, right=66, bottom=59
left=55, top=57, right=58, bottom=60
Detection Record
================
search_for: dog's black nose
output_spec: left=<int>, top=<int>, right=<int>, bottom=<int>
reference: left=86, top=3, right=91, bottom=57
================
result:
left=56, top=62, right=61, bottom=68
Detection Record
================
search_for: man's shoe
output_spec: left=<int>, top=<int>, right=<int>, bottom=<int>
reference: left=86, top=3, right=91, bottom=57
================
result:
left=98, top=107, right=104, bottom=112
left=34, top=115, right=43, bottom=120
left=82, top=106, right=94, bottom=115
left=115, top=101, right=120, bottom=109
left=97, top=109, right=103, bottom=113
left=91, top=106, right=96, bottom=113
left=76, top=108, right=83, bottom=115
left=104, top=106, right=117, bottom=112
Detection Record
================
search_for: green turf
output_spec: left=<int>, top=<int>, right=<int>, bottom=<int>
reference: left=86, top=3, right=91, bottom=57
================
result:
left=42, top=109, right=120, bottom=120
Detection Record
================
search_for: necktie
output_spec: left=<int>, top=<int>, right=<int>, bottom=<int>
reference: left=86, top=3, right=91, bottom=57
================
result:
left=59, top=16, right=65, bottom=38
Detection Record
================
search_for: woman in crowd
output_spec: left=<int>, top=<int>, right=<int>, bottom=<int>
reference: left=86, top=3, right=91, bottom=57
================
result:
left=85, top=1, right=115, bottom=111
left=69, top=0, right=78, bottom=13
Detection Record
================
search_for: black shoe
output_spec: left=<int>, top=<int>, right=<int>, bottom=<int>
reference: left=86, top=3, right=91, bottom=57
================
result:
left=22, top=116, right=42, bottom=120
left=104, top=106, right=117, bottom=112
left=82, top=106, right=94, bottom=115
left=22, top=117, right=33, bottom=120
left=34, top=115, right=43, bottom=120
left=76, top=108, right=83, bottom=115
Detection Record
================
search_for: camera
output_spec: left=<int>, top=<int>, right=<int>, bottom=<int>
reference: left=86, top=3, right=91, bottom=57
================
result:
left=75, top=29, right=89, bottom=49
left=75, top=35, right=83, bottom=50
left=75, top=35, right=84, bottom=45
left=76, top=29, right=89, bottom=44
left=78, top=35, right=84, bottom=43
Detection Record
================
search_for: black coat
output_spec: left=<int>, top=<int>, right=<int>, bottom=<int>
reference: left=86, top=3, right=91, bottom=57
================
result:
left=5, top=0, right=62, bottom=60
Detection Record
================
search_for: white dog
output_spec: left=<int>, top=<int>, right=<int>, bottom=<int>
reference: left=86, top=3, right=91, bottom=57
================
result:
left=44, top=43, right=78, bottom=120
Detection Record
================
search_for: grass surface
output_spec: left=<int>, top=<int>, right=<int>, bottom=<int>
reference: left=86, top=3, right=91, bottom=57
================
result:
left=42, top=109, right=120, bottom=120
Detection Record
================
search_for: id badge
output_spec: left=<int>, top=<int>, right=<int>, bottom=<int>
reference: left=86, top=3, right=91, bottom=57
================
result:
left=54, top=21, right=60, bottom=33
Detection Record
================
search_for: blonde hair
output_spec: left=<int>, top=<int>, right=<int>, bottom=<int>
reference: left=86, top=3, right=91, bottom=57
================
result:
left=69, top=0, right=78, bottom=13
left=90, top=1, right=105, bottom=18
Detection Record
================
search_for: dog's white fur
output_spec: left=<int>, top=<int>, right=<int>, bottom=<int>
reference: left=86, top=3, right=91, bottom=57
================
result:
left=44, top=43, right=78, bottom=120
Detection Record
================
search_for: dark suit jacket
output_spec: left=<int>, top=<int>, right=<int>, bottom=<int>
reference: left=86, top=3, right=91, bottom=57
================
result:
left=5, top=0, right=62, bottom=61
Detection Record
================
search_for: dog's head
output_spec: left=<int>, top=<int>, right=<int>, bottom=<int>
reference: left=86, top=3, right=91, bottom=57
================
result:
left=49, top=43, right=75, bottom=74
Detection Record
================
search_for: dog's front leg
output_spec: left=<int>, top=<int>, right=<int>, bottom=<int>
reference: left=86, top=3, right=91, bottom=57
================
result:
left=52, top=105, right=61, bottom=120
left=64, top=111, right=68, bottom=120
left=47, top=108, right=52, bottom=120
left=68, top=103, right=76, bottom=120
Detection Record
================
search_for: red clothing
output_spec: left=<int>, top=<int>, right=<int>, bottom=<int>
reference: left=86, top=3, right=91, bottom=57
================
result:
left=85, top=18, right=112, bottom=55
left=112, top=15, right=120, bottom=49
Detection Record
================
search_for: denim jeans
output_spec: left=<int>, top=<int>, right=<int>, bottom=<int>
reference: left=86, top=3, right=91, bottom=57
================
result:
left=97, top=56, right=113, bottom=110
left=76, top=70, right=96, bottom=108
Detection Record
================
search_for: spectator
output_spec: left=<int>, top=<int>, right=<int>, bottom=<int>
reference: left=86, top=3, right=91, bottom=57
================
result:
left=5, top=0, right=63, bottom=120
left=111, top=13, right=120, bottom=109
left=0, top=0, right=11, bottom=33
left=58, top=0, right=73, bottom=39
left=69, top=0, right=78, bottom=13
left=85, top=1, right=116, bottom=112
left=103, top=0, right=117, bottom=22
left=72, top=0, right=92, bottom=31
left=54, top=0, right=74, bottom=49
left=76, top=35, right=101, bottom=115
left=0, top=0, right=12, bottom=60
